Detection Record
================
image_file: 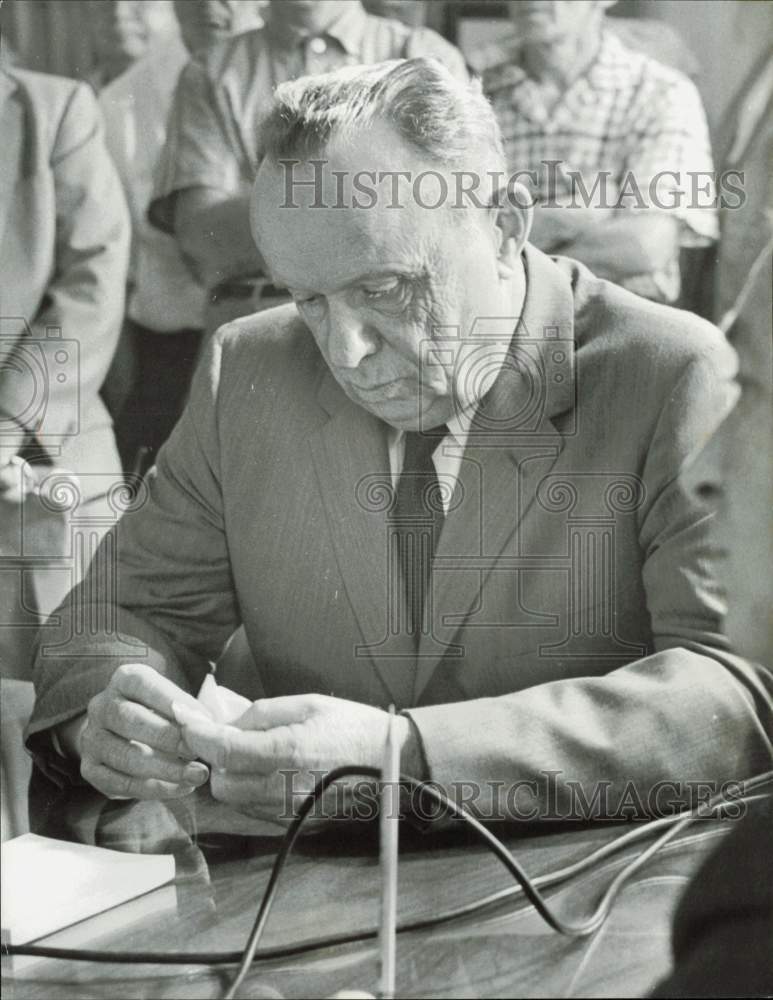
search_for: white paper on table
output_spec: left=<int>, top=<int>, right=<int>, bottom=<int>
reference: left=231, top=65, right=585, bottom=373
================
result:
left=1, top=834, right=174, bottom=946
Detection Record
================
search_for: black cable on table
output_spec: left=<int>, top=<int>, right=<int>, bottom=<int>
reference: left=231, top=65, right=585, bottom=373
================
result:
left=5, top=793, right=759, bottom=966
left=4, top=771, right=770, bottom=1000
left=221, top=768, right=773, bottom=999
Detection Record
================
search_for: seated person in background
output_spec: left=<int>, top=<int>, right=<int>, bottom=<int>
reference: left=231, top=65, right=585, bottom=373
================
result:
left=0, top=66, right=129, bottom=674
left=85, top=0, right=177, bottom=92
left=172, top=0, right=265, bottom=56
left=26, top=60, right=771, bottom=826
left=99, top=1, right=263, bottom=474
left=149, top=0, right=468, bottom=333
left=473, top=0, right=717, bottom=304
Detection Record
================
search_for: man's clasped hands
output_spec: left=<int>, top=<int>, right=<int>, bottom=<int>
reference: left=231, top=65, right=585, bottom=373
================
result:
left=74, top=662, right=418, bottom=824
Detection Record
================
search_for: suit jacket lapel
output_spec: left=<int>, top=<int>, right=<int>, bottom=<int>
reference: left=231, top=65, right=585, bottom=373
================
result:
left=414, top=246, right=577, bottom=700
left=310, top=369, right=417, bottom=707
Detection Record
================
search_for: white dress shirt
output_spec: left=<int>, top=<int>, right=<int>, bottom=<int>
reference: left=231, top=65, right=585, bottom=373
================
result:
left=386, top=408, right=472, bottom=516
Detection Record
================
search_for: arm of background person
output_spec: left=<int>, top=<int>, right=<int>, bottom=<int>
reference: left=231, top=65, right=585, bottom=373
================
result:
left=148, top=57, right=260, bottom=288
left=406, top=328, right=773, bottom=820
left=25, top=328, right=241, bottom=782
left=0, top=81, right=129, bottom=458
left=560, top=211, right=680, bottom=282
left=174, top=187, right=265, bottom=291
left=532, top=68, right=716, bottom=299
left=530, top=204, right=679, bottom=283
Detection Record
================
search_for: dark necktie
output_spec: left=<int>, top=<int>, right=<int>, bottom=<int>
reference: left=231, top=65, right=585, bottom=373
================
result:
left=393, top=426, right=449, bottom=642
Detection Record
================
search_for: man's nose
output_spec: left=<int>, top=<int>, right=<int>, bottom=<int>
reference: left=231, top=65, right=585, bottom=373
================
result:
left=326, top=301, right=379, bottom=370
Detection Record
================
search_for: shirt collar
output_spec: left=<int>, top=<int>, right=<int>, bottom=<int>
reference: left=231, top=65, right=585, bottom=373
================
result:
left=387, top=411, right=470, bottom=457
left=264, top=1, right=368, bottom=57
left=322, top=1, right=369, bottom=57
left=386, top=370, right=504, bottom=456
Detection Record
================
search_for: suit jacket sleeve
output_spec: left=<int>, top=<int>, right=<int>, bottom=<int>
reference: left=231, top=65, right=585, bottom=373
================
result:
left=26, top=330, right=240, bottom=765
left=406, top=338, right=773, bottom=819
left=0, top=80, right=129, bottom=454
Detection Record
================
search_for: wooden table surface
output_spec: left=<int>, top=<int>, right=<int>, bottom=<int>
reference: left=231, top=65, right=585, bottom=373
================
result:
left=2, top=786, right=739, bottom=999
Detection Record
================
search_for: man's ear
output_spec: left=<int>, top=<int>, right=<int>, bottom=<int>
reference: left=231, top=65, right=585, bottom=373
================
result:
left=491, top=181, right=534, bottom=278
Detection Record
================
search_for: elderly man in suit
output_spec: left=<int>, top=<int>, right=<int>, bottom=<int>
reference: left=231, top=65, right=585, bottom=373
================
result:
left=1, top=67, right=129, bottom=678
left=26, top=60, right=771, bottom=825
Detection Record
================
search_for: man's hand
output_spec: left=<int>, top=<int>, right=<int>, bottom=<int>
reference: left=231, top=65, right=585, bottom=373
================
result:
left=528, top=204, right=614, bottom=253
left=1, top=426, right=33, bottom=503
left=0, top=455, right=37, bottom=503
left=174, top=189, right=265, bottom=290
left=172, top=694, right=423, bottom=825
left=0, top=445, right=79, bottom=505
left=79, top=663, right=210, bottom=800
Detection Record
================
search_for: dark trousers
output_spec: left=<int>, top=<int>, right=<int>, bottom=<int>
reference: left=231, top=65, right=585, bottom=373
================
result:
left=112, top=318, right=203, bottom=475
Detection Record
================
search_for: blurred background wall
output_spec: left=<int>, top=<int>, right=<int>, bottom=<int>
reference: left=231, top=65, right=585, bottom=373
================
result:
left=644, top=0, right=772, bottom=129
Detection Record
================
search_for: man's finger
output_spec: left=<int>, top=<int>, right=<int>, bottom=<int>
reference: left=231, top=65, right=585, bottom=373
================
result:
left=97, top=696, right=196, bottom=758
left=112, top=663, right=202, bottom=721
left=210, top=769, right=289, bottom=810
left=173, top=703, right=292, bottom=773
left=0, top=457, right=36, bottom=502
left=80, top=759, right=198, bottom=801
left=233, top=694, right=319, bottom=731
left=211, top=770, right=347, bottom=822
left=84, top=728, right=209, bottom=785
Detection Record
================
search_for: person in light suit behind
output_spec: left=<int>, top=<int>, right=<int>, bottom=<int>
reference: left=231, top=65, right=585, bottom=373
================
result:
left=0, top=66, right=129, bottom=677
left=26, top=59, right=772, bottom=824
left=0, top=66, right=128, bottom=501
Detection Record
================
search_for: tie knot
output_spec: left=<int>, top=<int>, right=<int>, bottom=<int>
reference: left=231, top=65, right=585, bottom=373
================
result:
left=402, top=426, right=449, bottom=473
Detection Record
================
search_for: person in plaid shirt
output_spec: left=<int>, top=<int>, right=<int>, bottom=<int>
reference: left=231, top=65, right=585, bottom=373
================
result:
left=472, top=0, right=718, bottom=303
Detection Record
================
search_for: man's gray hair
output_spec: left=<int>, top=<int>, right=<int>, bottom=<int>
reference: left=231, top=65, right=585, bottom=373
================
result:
left=259, top=57, right=507, bottom=177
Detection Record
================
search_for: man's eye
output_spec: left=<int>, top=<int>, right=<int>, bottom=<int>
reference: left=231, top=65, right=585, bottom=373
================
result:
left=362, top=279, right=400, bottom=300
left=360, top=279, right=411, bottom=312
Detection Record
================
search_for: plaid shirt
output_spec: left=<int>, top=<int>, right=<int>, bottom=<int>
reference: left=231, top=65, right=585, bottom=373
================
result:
left=472, top=29, right=718, bottom=300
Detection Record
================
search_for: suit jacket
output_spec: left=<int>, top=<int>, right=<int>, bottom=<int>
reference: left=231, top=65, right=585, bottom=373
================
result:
left=0, top=68, right=128, bottom=485
left=27, top=247, right=773, bottom=815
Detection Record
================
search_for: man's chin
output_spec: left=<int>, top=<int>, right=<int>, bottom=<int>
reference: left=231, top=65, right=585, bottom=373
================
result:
left=357, top=398, right=455, bottom=433
left=353, top=396, right=422, bottom=428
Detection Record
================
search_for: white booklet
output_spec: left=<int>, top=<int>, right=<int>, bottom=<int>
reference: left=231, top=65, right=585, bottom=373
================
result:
left=1, top=833, right=175, bottom=946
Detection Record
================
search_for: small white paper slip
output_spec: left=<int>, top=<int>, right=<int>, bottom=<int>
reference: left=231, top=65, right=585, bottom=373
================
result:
left=197, top=674, right=252, bottom=724
left=3, top=885, right=177, bottom=975
left=1, top=834, right=175, bottom=946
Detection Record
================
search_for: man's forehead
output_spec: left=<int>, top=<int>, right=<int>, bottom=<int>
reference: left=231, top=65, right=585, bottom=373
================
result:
left=253, top=156, right=440, bottom=290
left=256, top=123, right=423, bottom=198
left=257, top=208, right=423, bottom=292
